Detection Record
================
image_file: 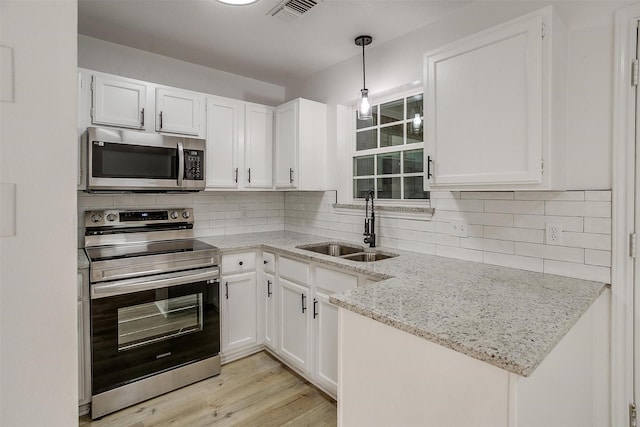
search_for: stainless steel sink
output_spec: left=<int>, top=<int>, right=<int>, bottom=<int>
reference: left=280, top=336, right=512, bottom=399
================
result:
left=296, top=243, right=363, bottom=256
left=340, top=252, right=395, bottom=262
left=296, top=242, right=398, bottom=262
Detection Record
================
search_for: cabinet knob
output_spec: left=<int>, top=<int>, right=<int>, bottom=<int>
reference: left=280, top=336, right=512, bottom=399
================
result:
left=263, top=260, right=268, bottom=265
left=239, top=261, right=243, bottom=266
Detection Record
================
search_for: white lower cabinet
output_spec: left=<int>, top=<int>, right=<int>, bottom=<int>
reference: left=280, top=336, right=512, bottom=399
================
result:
left=278, top=276, right=311, bottom=373
left=313, top=290, right=339, bottom=393
left=223, top=272, right=258, bottom=351
left=264, top=272, right=277, bottom=351
left=221, top=252, right=260, bottom=362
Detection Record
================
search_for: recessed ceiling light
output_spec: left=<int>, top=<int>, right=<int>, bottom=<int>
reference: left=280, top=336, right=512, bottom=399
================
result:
left=216, top=0, right=260, bottom=5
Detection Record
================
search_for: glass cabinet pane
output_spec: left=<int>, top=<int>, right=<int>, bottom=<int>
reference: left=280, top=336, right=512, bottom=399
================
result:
left=356, top=129, right=377, bottom=151
left=377, top=177, right=401, bottom=199
left=407, top=94, right=423, bottom=118
left=403, top=149, right=423, bottom=173
left=406, top=122, right=423, bottom=144
left=378, top=152, right=401, bottom=175
left=380, top=124, right=404, bottom=147
left=354, top=155, right=375, bottom=176
left=380, top=98, right=404, bottom=124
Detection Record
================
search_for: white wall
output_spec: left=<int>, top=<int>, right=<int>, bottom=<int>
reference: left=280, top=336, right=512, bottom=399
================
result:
left=286, top=1, right=620, bottom=190
left=78, top=35, right=286, bottom=106
left=0, top=1, right=78, bottom=426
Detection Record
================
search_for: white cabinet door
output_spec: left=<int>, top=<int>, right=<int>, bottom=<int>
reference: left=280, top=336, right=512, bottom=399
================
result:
left=424, top=12, right=554, bottom=189
left=274, top=101, right=298, bottom=188
left=156, top=88, right=203, bottom=136
left=206, top=96, right=240, bottom=188
left=91, top=75, right=146, bottom=130
left=244, top=103, right=273, bottom=188
left=313, top=290, right=339, bottom=395
left=222, top=272, right=258, bottom=353
left=273, top=98, right=327, bottom=190
left=279, top=277, right=310, bottom=372
left=264, top=272, right=277, bottom=351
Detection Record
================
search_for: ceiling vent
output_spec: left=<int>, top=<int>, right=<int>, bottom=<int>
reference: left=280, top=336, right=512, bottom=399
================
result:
left=268, top=0, right=319, bottom=23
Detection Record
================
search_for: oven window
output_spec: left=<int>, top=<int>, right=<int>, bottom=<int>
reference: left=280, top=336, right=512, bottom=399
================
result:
left=92, top=141, right=178, bottom=179
left=117, top=292, right=203, bottom=351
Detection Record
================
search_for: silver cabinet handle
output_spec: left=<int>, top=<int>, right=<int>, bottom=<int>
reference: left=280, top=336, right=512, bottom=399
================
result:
left=177, top=141, right=184, bottom=187
left=289, top=168, right=294, bottom=184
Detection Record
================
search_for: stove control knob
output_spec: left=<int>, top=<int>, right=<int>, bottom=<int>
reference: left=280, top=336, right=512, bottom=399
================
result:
left=106, top=213, right=117, bottom=222
left=170, top=211, right=179, bottom=220
left=91, top=214, right=102, bottom=223
left=182, top=211, right=190, bottom=219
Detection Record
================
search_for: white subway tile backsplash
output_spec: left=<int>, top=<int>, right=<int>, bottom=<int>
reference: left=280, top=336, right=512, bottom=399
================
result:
left=584, top=218, right=611, bottom=235
left=433, top=198, right=484, bottom=212
left=514, top=191, right=585, bottom=201
left=513, top=214, right=583, bottom=232
left=585, top=249, right=611, bottom=267
left=515, top=242, right=584, bottom=263
left=436, top=245, right=483, bottom=263
left=584, top=191, right=611, bottom=202
left=78, top=189, right=612, bottom=283
left=543, top=260, right=610, bottom=283
left=461, top=237, right=514, bottom=254
left=485, top=200, right=544, bottom=215
left=482, top=252, right=543, bottom=273
left=562, top=232, right=611, bottom=251
left=545, top=201, right=611, bottom=218
left=461, top=192, right=514, bottom=200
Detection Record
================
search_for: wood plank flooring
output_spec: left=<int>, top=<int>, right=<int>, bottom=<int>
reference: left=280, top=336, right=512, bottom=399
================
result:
left=79, top=351, right=337, bottom=427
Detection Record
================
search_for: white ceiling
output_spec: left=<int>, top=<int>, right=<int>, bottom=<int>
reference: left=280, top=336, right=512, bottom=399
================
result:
left=78, top=0, right=472, bottom=87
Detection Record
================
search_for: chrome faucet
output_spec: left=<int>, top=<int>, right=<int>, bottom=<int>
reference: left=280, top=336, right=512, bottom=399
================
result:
left=363, top=190, right=376, bottom=247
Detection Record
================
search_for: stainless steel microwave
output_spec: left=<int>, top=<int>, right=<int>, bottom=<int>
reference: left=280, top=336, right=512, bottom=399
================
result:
left=86, top=127, right=206, bottom=192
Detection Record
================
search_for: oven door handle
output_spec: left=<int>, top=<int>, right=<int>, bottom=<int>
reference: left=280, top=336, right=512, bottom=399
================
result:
left=91, top=267, right=220, bottom=299
left=177, top=141, right=185, bottom=187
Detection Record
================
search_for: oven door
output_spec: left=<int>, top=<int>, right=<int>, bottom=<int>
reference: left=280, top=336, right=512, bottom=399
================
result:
left=90, top=268, right=220, bottom=395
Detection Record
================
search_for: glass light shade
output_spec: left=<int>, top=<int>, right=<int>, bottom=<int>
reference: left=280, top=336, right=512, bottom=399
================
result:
left=412, top=113, right=422, bottom=131
left=358, top=89, right=372, bottom=120
left=216, top=0, right=260, bottom=5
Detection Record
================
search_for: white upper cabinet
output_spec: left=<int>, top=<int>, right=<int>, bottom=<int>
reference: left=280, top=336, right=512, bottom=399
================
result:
left=244, top=103, right=273, bottom=188
left=274, top=98, right=327, bottom=190
left=424, top=7, right=566, bottom=190
left=91, top=75, right=146, bottom=130
left=206, top=96, right=241, bottom=188
left=155, top=88, right=204, bottom=136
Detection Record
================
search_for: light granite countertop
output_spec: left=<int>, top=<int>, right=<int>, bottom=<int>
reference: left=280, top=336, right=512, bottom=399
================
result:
left=81, top=230, right=606, bottom=377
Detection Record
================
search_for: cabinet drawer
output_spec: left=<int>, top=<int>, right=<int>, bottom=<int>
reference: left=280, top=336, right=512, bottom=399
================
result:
left=263, top=252, right=276, bottom=274
left=222, top=252, right=257, bottom=275
left=279, top=257, right=309, bottom=285
left=316, top=267, right=357, bottom=294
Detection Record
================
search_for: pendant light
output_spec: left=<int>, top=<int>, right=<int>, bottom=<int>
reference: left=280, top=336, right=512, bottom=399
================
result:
left=355, top=35, right=373, bottom=120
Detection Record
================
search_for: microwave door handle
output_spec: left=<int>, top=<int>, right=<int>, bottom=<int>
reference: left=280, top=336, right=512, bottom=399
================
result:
left=177, top=141, right=184, bottom=187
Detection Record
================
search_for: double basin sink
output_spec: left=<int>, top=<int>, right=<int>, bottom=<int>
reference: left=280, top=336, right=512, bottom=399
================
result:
left=295, top=242, right=398, bottom=263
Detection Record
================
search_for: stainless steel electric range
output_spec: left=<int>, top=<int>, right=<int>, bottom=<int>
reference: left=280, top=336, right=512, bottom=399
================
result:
left=83, top=208, right=221, bottom=419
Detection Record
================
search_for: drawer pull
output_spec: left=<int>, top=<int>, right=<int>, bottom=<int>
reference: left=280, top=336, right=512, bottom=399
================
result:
left=313, top=298, right=318, bottom=319
left=225, top=282, right=229, bottom=299
left=267, top=280, right=272, bottom=297
left=301, top=294, right=307, bottom=314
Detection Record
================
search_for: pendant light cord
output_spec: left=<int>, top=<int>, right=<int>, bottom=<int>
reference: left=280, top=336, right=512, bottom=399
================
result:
left=362, top=43, right=366, bottom=89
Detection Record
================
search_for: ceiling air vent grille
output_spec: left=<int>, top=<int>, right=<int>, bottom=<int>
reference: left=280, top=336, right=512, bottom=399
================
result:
left=268, top=0, right=319, bottom=23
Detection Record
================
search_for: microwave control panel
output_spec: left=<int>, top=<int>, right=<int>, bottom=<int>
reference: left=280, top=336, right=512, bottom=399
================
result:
left=185, top=150, right=204, bottom=180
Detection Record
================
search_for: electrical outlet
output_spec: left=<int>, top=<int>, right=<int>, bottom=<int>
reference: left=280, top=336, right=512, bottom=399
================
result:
left=449, top=219, right=468, bottom=237
left=545, top=223, right=562, bottom=245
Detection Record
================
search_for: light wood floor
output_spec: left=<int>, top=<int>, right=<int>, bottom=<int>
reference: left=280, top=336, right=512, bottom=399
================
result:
left=79, top=351, right=337, bottom=427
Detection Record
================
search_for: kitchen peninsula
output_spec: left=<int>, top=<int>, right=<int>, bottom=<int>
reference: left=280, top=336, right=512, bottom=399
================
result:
left=196, top=230, right=608, bottom=427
